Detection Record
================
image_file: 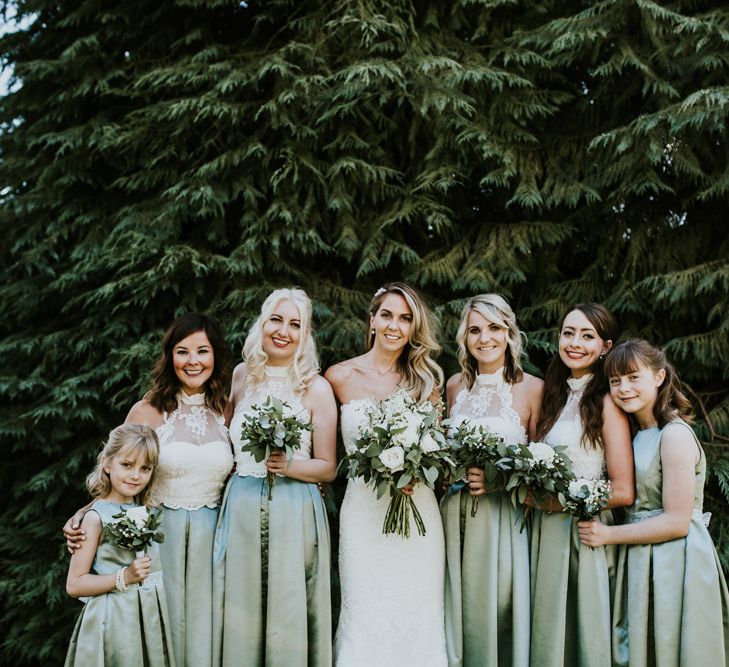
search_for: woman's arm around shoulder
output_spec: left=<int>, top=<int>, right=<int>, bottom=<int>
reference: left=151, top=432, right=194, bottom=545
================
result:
left=601, top=393, right=635, bottom=508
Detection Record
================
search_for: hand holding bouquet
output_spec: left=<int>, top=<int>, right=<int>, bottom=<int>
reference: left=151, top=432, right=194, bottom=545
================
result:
left=239, top=395, right=314, bottom=500
left=340, top=389, right=451, bottom=538
left=445, top=419, right=510, bottom=517
left=560, top=478, right=612, bottom=521
left=105, top=505, right=164, bottom=558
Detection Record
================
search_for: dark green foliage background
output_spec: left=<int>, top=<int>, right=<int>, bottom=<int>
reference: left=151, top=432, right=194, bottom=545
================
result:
left=1, top=0, right=728, bottom=663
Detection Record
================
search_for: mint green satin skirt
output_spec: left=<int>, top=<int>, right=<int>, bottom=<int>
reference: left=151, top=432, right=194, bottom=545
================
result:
left=212, top=475, right=331, bottom=667
left=442, top=487, right=530, bottom=667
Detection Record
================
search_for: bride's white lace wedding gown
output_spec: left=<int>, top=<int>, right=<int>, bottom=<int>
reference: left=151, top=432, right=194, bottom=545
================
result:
left=334, top=397, right=448, bottom=667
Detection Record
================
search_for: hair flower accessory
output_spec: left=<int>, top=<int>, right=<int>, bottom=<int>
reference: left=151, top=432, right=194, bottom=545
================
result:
left=373, top=287, right=387, bottom=299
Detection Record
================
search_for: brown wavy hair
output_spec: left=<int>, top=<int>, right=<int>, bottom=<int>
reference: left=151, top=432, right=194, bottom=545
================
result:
left=86, top=424, right=160, bottom=506
left=366, top=282, right=443, bottom=402
left=536, top=303, right=619, bottom=448
left=146, top=313, right=230, bottom=416
left=605, top=339, right=693, bottom=427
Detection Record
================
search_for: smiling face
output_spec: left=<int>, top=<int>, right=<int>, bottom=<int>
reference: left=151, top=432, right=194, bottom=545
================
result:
left=558, top=309, right=612, bottom=378
left=465, top=309, right=508, bottom=374
left=370, top=293, right=413, bottom=354
left=103, top=448, right=154, bottom=504
left=172, top=330, right=214, bottom=395
left=261, top=299, right=301, bottom=366
left=609, top=364, right=665, bottom=427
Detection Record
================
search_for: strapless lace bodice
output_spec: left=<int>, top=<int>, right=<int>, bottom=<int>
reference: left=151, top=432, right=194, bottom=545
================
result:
left=150, top=391, right=233, bottom=510
left=230, top=366, right=313, bottom=477
left=544, top=375, right=605, bottom=479
left=449, top=369, right=527, bottom=446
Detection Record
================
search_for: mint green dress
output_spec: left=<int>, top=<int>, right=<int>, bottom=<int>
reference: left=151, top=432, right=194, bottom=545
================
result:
left=530, top=375, right=617, bottom=667
left=612, top=420, right=729, bottom=667
left=441, top=371, right=531, bottom=667
left=65, top=501, right=175, bottom=667
left=212, top=367, right=331, bottom=667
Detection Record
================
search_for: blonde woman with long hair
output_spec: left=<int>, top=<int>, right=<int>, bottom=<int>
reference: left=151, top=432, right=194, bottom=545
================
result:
left=327, top=282, right=448, bottom=667
left=212, top=288, right=337, bottom=667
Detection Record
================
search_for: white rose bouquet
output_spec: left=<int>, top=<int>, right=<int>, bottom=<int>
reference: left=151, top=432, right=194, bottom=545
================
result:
left=445, top=419, right=510, bottom=517
left=560, top=478, right=612, bottom=521
left=503, top=441, right=575, bottom=530
left=239, top=395, right=314, bottom=500
left=105, top=506, right=164, bottom=558
left=340, top=389, right=450, bottom=538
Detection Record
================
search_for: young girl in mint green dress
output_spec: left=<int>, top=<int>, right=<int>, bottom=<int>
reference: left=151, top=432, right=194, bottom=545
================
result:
left=578, top=339, right=729, bottom=666
left=65, top=424, right=174, bottom=667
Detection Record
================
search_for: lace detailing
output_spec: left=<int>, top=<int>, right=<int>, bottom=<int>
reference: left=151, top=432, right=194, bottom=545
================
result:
left=544, top=376, right=605, bottom=479
left=150, top=396, right=232, bottom=510
left=335, top=398, right=447, bottom=666
left=450, top=370, right=527, bottom=445
left=230, top=366, right=313, bottom=477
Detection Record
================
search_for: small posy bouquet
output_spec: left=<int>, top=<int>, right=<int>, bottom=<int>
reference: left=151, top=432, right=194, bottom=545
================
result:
left=445, top=419, right=510, bottom=517
left=340, top=389, right=450, bottom=538
left=105, top=506, right=164, bottom=558
left=560, top=478, right=612, bottom=521
left=504, top=441, right=575, bottom=530
left=239, top=395, right=314, bottom=500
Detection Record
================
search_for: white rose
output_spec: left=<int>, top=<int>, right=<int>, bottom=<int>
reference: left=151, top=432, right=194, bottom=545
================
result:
left=420, top=432, right=440, bottom=453
left=125, top=506, right=149, bottom=530
left=528, top=441, right=556, bottom=464
left=379, top=446, right=406, bottom=472
left=568, top=479, right=589, bottom=496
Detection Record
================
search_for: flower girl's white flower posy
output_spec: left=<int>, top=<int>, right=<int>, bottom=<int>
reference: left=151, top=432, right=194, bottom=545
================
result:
left=125, top=506, right=150, bottom=530
left=527, top=441, right=556, bottom=467
left=380, top=446, right=406, bottom=472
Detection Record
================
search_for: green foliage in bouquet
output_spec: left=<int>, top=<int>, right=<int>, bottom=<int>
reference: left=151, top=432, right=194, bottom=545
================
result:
left=559, top=478, right=613, bottom=522
left=104, top=506, right=164, bottom=555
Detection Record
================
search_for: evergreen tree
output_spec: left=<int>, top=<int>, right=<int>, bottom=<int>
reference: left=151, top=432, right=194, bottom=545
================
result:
left=1, top=0, right=727, bottom=663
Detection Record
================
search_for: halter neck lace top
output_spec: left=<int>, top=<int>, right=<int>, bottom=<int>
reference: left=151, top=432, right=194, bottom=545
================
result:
left=149, top=391, right=233, bottom=510
left=230, top=365, right=313, bottom=477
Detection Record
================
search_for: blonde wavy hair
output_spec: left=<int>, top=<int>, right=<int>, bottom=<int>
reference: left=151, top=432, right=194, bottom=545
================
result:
left=242, top=287, right=320, bottom=394
left=456, top=294, right=524, bottom=390
left=86, top=424, right=160, bottom=506
left=366, top=282, right=443, bottom=402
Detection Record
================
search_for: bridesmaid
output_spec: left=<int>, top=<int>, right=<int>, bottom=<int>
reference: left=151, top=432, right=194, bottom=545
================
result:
left=212, top=287, right=337, bottom=667
left=578, top=339, right=729, bottom=666
left=528, top=303, right=634, bottom=667
left=441, top=294, right=542, bottom=667
left=66, top=313, right=234, bottom=667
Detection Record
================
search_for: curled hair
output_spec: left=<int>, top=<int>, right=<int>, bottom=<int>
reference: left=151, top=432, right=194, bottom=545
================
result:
left=242, top=287, right=319, bottom=394
left=537, top=303, right=619, bottom=448
left=605, top=339, right=693, bottom=427
left=366, top=282, right=443, bottom=402
left=86, top=424, right=160, bottom=506
left=456, top=294, right=524, bottom=389
left=146, top=312, right=230, bottom=416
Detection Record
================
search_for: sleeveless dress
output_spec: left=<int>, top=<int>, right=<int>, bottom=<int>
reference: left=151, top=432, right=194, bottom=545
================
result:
left=149, top=391, right=233, bottom=667
left=611, top=420, right=729, bottom=667
left=212, top=365, right=331, bottom=667
left=530, top=374, right=614, bottom=667
left=334, top=395, right=448, bottom=667
left=441, top=369, right=530, bottom=667
left=65, top=500, right=175, bottom=667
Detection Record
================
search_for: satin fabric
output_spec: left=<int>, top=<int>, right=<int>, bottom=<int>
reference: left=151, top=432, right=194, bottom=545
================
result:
left=212, top=475, right=331, bottom=667
left=612, top=422, right=729, bottom=667
left=65, top=501, right=175, bottom=667
left=442, top=484, right=530, bottom=667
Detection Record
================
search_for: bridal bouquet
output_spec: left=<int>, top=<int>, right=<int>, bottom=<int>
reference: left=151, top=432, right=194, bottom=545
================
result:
left=560, top=478, right=612, bottom=521
left=105, top=506, right=164, bottom=558
left=239, top=395, right=314, bottom=500
left=340, top=389, right=450, bottom=538
left=445, top=419, right=510, bottom=517
left=504, top=441, right=574, bottom=530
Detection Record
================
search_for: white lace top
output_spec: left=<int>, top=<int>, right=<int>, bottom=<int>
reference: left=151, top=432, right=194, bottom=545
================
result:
left=230, top=365, right=313, bottom=477
left=449, top=368, right=527, bottom=446
left=544, top=374, right=605, bottom=479
left=149, top=391, right=233, bottom=510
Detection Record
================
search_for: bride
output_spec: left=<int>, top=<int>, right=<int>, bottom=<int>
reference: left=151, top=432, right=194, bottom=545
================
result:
left=326, top=282, right=448, bottom=667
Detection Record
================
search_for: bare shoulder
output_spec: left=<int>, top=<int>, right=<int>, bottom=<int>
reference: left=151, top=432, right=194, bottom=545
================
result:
left=518, top=372, right=544, bottom=397
left=125, top=400, right=163, bottom=427
left=446, top=373, right=463, bottom=392
left=602, top=392, right=626, bottom=418
left=306, top=374, right=336, bottom=401
left=661, top=421, right=699, bottom=456
left=324, top=357, right=361, bottom=388
left=80, top=508, right=102, bottom=531
left=230, top=362, right=248, bottom=400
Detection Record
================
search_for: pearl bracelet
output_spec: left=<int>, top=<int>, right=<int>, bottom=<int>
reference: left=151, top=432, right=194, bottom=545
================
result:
left=115, top=566, right=129, bottom=593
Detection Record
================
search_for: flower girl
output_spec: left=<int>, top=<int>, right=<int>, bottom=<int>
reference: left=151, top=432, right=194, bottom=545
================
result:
left=65, top=424, right=174, bottom=667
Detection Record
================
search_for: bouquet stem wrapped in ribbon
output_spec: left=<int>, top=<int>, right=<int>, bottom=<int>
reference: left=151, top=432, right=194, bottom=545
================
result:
left=340, top=389, right=452, bottom=538
left=239, top=396, right=314, bottom=501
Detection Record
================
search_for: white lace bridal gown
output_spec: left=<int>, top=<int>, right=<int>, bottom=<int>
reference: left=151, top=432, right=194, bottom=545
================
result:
left=334, top=398, right=448, bottom=667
